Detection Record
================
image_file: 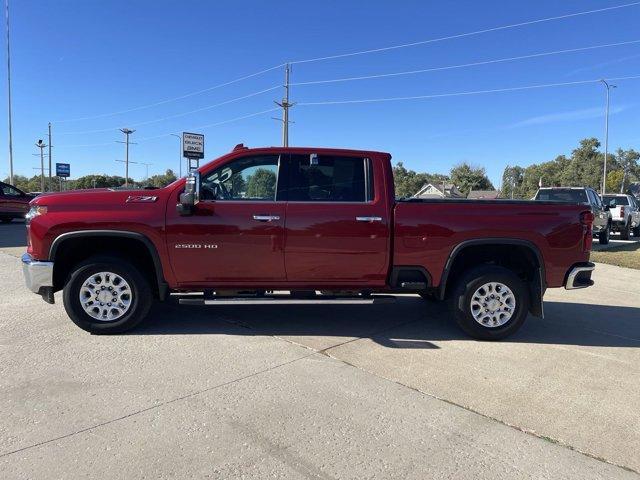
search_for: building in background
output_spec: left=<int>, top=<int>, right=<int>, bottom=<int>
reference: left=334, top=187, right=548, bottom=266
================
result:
left=467, top=189, right=501, bottom=200
left=414, top=183, right=465, bottom=199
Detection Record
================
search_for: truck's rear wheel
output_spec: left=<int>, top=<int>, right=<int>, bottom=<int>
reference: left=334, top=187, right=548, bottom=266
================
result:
left=63, top=256, right=153, bottom=334
left=633, top=225, right=640, bottom=237
left=450, top=265, right=529, bottom=340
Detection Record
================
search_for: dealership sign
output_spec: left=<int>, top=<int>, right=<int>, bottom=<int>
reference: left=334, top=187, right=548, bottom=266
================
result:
left=56, top=163, right=70, bottom=178
left=182, top=132, right=204, bottom=159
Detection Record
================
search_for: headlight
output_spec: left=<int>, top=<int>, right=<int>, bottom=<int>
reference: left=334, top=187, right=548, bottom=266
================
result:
left=25, top=205, right=47, bottom=224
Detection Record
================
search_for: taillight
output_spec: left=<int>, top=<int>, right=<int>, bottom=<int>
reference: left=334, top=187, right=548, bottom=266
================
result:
left=620, top=206, right=625, bottom=217
left=580, top=211, right=595, bottom=225
left=580, top=210, right=594, bottom=252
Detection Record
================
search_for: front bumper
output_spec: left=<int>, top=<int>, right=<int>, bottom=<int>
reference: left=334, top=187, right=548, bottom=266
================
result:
left=22, top=253, right=54, bottom=294
left=565, top=262, right=595, bottom=290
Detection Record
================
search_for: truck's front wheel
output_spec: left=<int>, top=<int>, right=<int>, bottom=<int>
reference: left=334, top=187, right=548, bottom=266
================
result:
left=450, top=265, right=530, bottom=340
left=63, top=256, right=153, bottom=334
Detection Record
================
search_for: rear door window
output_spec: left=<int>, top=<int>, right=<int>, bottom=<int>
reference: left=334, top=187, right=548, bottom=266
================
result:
left=287, top=155, right=372, bottom=202
left=535, top=189, right=587, bottom=203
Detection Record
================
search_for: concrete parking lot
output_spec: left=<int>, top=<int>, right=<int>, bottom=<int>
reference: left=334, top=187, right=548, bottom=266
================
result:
left=1, top=220, right=639, bottom=479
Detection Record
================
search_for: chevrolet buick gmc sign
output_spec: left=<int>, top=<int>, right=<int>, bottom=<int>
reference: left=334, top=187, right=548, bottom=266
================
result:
left=182, top=132, right=204, bottom=159
left=56, top=163, right=70, bottom=178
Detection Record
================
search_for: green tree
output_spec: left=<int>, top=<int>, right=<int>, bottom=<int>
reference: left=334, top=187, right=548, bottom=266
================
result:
left=144, top=169, right=177, bottom=188
left=615, top=148, right=640, bottom=193
left=2, top=175, right=30, bottom=192
left=501, top=165, right=525, bottom=199
left=245, top=168, right=276, bottom=199
left=561, top=138, right=603, bottom=190
left=392, top=162, right=448, bottom=198
left=606, top=170, right=624, bottom=193
left=450, top=162, right=493, bottom=195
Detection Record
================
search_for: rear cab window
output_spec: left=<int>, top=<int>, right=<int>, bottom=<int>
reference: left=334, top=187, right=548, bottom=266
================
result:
left=603, top=195, right=629, bottom=206
left=286, top=154, right=374, bottom=202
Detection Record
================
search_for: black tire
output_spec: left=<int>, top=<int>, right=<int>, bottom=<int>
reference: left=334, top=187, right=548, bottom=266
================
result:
left=620, top=220, right=631, bottom=241
left=598, top=224, right=610, bottom=245
left=63, top=256, right=153, bottom=334
left=449, top=265, right=530, bottom=340
left=633, top=226, right=640, bottom=237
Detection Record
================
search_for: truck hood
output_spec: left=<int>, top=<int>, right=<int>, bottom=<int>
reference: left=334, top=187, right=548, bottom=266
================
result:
left=30, top=187, right=166, bottom=208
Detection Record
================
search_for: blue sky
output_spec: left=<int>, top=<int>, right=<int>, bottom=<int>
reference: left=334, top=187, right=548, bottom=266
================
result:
left=2, top=0, right=640, bottom=187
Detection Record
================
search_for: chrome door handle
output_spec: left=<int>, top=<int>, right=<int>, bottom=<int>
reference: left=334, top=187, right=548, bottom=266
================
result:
left=253, top=215, right=280, bottom=222
left=356, top=216, right=383, bottom=222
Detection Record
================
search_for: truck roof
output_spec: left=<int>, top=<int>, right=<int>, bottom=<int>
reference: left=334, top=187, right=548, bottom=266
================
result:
left=227, top=144, right=392, bottom=158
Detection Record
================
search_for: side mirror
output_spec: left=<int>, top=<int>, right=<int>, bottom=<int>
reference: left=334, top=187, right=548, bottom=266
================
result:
left=603, top=204, right=610, bottom=211
left=177, top=172, right=200, bottom=216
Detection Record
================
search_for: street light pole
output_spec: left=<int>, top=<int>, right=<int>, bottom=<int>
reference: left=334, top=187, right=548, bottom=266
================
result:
left=48, top=122, right=52, bottom=191
left=35, top=140, right=47, bottom=192
left=600, top=79, right=616, bottom=195
left=170, top=133, right=182, bottom=177
left=118, top=128, right=135, bottom=187
left=5, top=0, right=13, bottom=185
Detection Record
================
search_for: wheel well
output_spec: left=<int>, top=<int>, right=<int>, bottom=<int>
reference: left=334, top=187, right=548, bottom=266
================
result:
left=51, top=235, right=160, bottom=298
left=441, top=242, right=543, bottom=315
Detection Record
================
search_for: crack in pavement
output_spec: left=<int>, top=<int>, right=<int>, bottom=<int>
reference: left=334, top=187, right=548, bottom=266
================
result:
left=0, top=351, right=315, bottom=459
left=317, top=342, right=640, bottom=476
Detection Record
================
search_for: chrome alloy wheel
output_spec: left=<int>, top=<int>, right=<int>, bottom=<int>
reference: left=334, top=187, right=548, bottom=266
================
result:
left=79, top=271, right=132, bottom=321
left=470, top=282, right=516, bottom=328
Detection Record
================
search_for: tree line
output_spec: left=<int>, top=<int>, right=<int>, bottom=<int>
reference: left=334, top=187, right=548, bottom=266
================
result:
left=501, top=138, right=639, bottom=199
left=4, top=170, right=178, bottom=193
left=392, top=137, right=639, bottom=199
left=393, top=162, right=494, bottom=198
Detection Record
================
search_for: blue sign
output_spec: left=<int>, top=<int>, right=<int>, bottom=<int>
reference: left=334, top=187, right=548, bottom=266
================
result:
left=56, top=163, right=70, bottom=178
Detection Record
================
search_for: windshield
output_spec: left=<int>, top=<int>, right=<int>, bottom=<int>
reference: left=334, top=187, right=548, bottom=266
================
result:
left=535, top=189, right=587, bottom=203
left=603, top=195, right=629, bottom=206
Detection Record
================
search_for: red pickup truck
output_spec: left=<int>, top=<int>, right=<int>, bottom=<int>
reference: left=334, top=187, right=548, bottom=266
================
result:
left=22, top=145, right=595, bottom=339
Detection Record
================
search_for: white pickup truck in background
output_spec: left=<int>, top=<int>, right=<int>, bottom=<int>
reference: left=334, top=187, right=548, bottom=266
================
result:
left=603, top=194, right=640, bottom=240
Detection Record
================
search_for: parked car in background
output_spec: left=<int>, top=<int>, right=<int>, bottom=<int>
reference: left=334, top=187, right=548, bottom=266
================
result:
left=603, top=194, right=640, bottom=239
left=534, top=187, right=612, bottom=244
left=0, top=182, right=33, bottom=223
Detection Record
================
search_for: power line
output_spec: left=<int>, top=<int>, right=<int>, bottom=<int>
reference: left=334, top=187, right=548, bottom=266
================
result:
left=136, top=107, right=281, bottom=143
left=297, top=75, right=640, bottom=106
left=290, top=1, right=640, bottom=65
left=49, top=3, right=640, bottom=127
left=291, top=39, right=640, bottom=86
left=59, top=85, right=281, bottom=135
left=57, top=107, right=281, bottom=147
left=53, top=64, right=284, bottom=124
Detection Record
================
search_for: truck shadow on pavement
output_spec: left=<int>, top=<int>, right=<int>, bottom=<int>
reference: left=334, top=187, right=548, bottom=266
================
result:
left=134, top=296, right=640, bottom=349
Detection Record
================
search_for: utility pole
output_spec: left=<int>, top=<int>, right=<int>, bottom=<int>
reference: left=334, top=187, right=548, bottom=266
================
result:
left=115, top=159, right=139, bottom=185
left=117, top=128, right=136, bottom=187
left=5, top=0, right=13, bottom=185
left=274, top=63, right=294, bottom=147
left=600, top=79, right=616, bottom=195
left=48, top=122, right=52, bottom=191
left=139, top=162, right=153, bottom=180
left=170, top=133, right=182, bottom=177
left=35, top=140, right=47, bottom=192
